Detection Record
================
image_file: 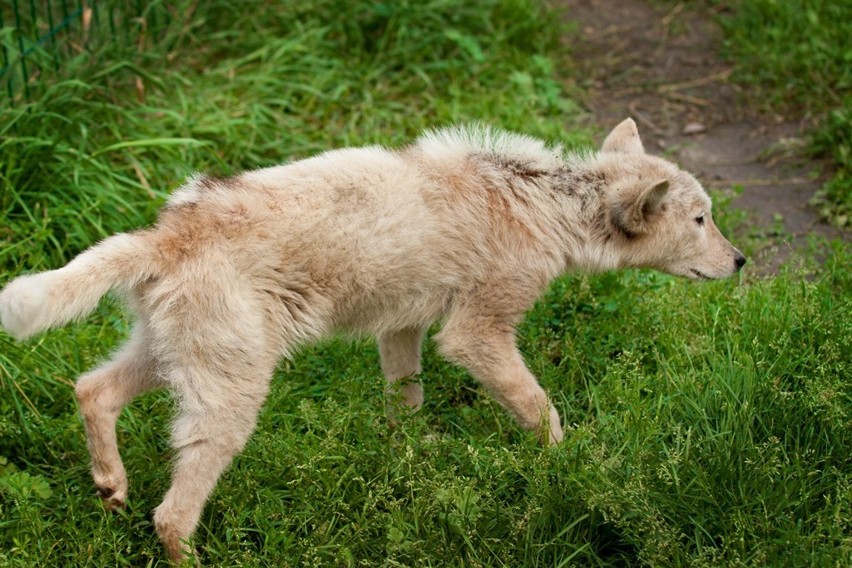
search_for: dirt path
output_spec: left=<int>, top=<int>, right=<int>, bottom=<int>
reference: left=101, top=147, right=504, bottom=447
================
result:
left=562, top=0, right=847, bottom=273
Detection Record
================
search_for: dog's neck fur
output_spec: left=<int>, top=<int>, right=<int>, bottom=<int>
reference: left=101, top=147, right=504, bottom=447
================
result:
left=528, top=157, right=628, bottom=277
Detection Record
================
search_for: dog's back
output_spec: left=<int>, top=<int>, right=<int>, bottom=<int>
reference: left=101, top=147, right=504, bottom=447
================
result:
left=138, top=129, right=570, bottom=343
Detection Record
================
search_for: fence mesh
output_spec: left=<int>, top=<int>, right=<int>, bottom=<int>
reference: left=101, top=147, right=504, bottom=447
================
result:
left=0, top=1, right=165, bottom=104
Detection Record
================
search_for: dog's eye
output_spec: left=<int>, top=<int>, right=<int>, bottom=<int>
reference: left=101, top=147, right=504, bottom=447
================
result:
left=695, top=213, right=705, bottom=226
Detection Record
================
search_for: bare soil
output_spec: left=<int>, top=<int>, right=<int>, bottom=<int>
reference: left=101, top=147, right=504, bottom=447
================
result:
left=562, top=0, right=847, bottom=273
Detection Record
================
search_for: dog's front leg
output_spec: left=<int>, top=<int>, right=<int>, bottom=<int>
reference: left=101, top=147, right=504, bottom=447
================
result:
left=435, top=315, right=563, bottom=445
left=379, top=327, right=426, bottom=420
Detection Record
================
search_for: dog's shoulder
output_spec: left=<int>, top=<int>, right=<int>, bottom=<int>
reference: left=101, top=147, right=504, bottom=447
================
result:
left=413, top=124, right=563, bottom=172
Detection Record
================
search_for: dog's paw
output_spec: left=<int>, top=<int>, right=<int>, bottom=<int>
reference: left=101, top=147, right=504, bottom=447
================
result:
left=95, top=483, right=128, bottom=510
left=0, top=273, right=52, bottom=340
left=93, top=468, right=128, bottom=510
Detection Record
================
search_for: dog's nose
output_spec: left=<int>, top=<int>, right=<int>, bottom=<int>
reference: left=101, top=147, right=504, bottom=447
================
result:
left=734, top=251, right=746, bottom=271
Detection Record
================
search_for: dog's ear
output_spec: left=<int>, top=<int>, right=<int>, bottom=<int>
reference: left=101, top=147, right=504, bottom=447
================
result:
left=612, top=179, right=669, bottom=236
left=602, top=118, right=644, bottom=154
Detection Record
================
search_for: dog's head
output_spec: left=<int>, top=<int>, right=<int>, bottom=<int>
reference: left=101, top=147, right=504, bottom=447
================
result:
left=598, top=118, right=745, bottom=279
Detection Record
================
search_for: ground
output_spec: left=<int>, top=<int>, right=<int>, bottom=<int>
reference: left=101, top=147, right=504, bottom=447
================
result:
left=563, top=0, right=848, bottom=273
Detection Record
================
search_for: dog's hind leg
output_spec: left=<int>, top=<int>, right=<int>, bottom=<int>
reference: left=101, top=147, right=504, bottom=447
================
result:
left=153, top=354, right=276, bottom=563
left=435, top=313, right=563, bottom=446
left=379, top=327, right=426, bottom=420
left=75, top=324, right=161, bottom=509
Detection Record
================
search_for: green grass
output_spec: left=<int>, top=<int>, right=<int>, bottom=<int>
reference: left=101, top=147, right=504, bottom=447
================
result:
left=717, top=0, right=852, bottom=229
left=1, top=1, right=850, bottom=566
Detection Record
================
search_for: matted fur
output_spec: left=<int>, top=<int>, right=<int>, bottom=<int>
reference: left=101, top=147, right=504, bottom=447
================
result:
left=0, top=119, right=744, bottom=561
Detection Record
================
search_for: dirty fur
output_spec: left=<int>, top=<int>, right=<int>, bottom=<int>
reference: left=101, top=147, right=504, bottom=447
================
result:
left=0, top=119, right=744, bottom=562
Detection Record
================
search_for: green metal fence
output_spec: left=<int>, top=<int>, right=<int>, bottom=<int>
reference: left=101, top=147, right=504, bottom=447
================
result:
left=0, top=1, right=165, bottom=104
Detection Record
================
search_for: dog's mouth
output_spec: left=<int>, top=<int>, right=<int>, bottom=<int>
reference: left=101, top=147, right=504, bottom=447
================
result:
left=689, top=268, right=711, bottom=280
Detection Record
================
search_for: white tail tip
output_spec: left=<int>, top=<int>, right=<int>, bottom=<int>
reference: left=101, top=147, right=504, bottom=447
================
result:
left=0, top=273, right=54, bottom=340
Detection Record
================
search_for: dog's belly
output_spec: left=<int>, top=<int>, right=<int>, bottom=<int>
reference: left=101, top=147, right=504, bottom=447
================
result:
left=332, top=282, right=454, bottom=336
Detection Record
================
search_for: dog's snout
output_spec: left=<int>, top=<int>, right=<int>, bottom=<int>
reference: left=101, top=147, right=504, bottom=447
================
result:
left=734, top=250, right=746, bottom=271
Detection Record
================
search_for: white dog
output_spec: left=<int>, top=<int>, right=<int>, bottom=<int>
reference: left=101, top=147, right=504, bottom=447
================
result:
left=0, top=119, right=744, bottom=561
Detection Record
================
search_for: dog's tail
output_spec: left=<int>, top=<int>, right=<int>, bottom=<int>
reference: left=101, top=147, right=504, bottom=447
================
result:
left=0, top=231, right=159, bottom=340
